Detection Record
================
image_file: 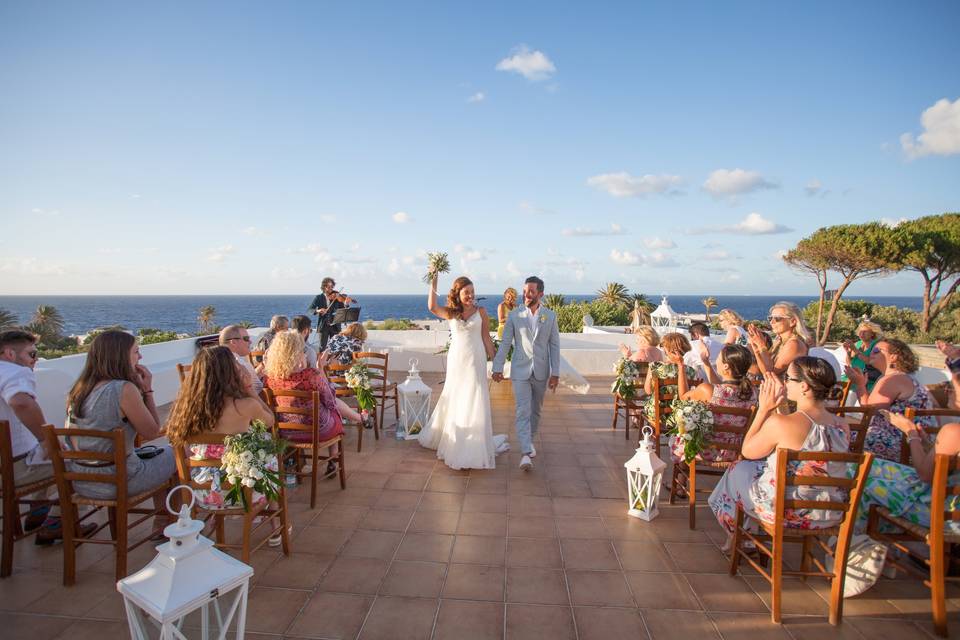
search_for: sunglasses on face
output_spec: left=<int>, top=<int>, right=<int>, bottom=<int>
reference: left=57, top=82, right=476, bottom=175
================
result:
left=229, top=336, right=251, bottom=343
left=767, top=315, right=789, bottom=323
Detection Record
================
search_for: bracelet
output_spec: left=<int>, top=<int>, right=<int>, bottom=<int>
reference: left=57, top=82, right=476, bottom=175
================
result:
left=142, top=390, right=154, bottom=395
left=907, top=433, right=922, bottom=443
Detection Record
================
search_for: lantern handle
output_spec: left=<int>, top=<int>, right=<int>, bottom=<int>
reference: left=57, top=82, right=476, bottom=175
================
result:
left=408, top=357, right=420, bottom=371
left=641, top=425, right=654, bottom=440
left=166, top=484, right=196, bottom=516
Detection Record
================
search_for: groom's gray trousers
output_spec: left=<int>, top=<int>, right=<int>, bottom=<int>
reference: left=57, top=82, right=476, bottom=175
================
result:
left=512, top=375, right=548, bottom=455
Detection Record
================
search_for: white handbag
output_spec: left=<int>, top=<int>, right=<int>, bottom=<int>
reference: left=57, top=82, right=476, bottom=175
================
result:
left=826, top=534, right=888, bottom=597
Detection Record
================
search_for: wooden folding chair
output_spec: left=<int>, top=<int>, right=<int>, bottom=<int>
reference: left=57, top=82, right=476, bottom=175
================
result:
left=0, top=420, right=57, bottom=577
left=353, top=352, right=399, bottom=433
left=44, top=425, right=175, bottom=584
left=175, top=363, right=191, bottom=384
left=612, top=362, right=648, bottom=441
left=902, top=408, right=960, bottom=464
left=643, top=375, right=680, bottom=441
left=825, top=405, right=876, bottom=454
left=248, top=350, right=265, bottom=367
left=326, top=362, right=377, bottom=452
left=729, top=449, right=874, bottom=625
left=669, top=404, right=756, bottom=530
left=868, top=453, right=960, bottom=637
left=263, top=388, right=346, bottom=509
left=172, top=433, right=290, bottom=563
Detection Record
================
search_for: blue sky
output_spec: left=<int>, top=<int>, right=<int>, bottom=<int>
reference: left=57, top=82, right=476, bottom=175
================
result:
left=1, top=1, right=958, bottom=297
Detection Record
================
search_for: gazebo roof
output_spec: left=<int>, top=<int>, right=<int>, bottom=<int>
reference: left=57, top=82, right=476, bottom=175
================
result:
left=650, top=295, right=678, bottom=319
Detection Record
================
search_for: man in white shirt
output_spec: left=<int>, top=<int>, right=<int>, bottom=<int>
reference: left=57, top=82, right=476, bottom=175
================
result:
left=219, top=325, right=263, bottom=396
left=684, top=322, right=723, bottom=378
left=0, top=330, right=52, bottom=487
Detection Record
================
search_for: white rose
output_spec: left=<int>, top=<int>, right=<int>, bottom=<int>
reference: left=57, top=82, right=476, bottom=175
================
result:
left=241, top=477, right=256, bottom=488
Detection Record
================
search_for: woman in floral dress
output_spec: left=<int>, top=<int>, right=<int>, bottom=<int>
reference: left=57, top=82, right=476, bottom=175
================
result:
left=672, top=344, right=758, bottom=463
left=748, top=301, right=811, bottom=377
left=708, top=357, right=851, bottom=551
left=845, top=338, right=937, bottom=462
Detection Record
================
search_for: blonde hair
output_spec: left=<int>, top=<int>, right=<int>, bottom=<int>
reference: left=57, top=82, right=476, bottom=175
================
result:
left=264, top=330, right=306, bottom=380
left=503, top=287, right=518, bottom=308
left=660, top=332, right=692, bottom=355
left=717, top=309, right=744, bottom=327
left=341, top=322, right=368, bottom=341
left=770, top=301, right=812, bottom=343
left=634, top=326, right=659, bottom=347
left=855, top=320, right=882, bottom=338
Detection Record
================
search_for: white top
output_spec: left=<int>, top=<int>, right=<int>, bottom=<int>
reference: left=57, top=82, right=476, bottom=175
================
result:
left=527, top=306, right=540, bottom=334
left=0, top=360, right=40, bottom=458
left=684, top=336, right=723, bottom=379
left=235, top=355, right=263, bottom=396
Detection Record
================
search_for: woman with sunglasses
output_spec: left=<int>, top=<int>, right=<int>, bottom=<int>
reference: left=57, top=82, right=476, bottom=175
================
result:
left=708, top=357, right=850, bottom=552
left=845, top=338, right=937, bottom=462
left=747, top=301, right=810, bottom=377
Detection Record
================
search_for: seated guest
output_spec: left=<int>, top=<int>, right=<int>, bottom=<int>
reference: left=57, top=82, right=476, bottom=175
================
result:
left=673, top=344, right=759, bottom=463
left=497, top=288, right=518, bottom=339
left=219, top=324, right=262, bottom=396
left=708, top=357, right=850, bottom=551
left=254, top=315, right=289, bottom=354
left=291, top=315, right=318, bottom=369
left=263, top=331, right=371, bottom=474
left=63, top=330, right=176, bottom=531
left=644, top=332, right=700, bottom=395
left=718, top=309, right=749, bottom=346
left=0, top=330, right=75, bottom=542
left=846, top=338, right=937, bottom=462
left=854, top=411, right=960, bottom=538
left=937, top=340, right=960, bottom=410
left=685, top=322, right=723, bottom=377
left=619, top=325, right=663, bottom=365
left=748, top=301, right=810, bottom=377
left=746, top=328, right=773, bottom=384
left=843, top=320, right=883, bottom=391
left=327, top=322, right=368, bottom=366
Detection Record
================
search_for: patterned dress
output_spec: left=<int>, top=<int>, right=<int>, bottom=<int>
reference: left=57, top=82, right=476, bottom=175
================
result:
left=708, top=415, right=850, bottom=533
left=189, top=442, right=279, bottom=510
left=864, top=375, right=936, bottom=462
left=670, top=383, right=757, bottom=463
left=855, top=457, right=960, bottom=535
left=266, top=368, right=345, bottom=443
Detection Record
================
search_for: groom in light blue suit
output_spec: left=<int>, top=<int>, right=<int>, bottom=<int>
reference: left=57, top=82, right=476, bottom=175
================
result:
left=492, top=276, right=560, bottom=471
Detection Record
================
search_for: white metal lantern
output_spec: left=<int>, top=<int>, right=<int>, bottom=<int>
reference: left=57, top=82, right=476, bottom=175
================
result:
left=117, top=486, right=254, bottom=640
left=624, top=426, right=666, bottom=521
left=398, top=358, right=433, bottom=440
left=650, top=295, right=679, bottom=334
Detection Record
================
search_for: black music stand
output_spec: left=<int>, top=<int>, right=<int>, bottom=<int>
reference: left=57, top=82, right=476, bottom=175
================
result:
left=331, top=307, right=360, bottom=325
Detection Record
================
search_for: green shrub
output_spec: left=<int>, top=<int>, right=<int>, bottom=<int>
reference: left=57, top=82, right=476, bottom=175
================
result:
left=364, top=318, right=418, bottom=330
left=82, top=325, right=128, bottom=345
left=139, top=329, right=180, bottom=345
left=587, top=300, right=631, bottom=327
left=556, top=303, right=587, bottom=333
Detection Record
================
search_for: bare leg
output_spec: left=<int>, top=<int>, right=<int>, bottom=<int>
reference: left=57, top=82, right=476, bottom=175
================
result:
left=335, top=398, right=363, bottom=423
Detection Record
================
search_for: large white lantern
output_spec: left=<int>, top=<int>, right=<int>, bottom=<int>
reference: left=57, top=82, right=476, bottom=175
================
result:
left=398, top=358, right=433, bottom=440
left=117, top=487, right=254, bottom=640
left=650, top=295, right=679, bottom=334
left=624, top=427, right=666, bottom=521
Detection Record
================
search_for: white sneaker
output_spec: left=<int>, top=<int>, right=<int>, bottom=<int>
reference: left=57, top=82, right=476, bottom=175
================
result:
left=519, top=455, right=533, bottom=471
left=529, top=444, right=536, bottom=458
left=268, top=525, right=293, bottom=547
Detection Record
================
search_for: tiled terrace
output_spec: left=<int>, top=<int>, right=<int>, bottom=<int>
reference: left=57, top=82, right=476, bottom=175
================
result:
left=2, top=374, right=958, bottom=639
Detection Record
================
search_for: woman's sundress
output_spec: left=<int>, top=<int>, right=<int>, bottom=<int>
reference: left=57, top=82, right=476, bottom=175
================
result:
left=670, top=383, right=757, bottom=463
left=189, top=442, right=279, bottom=511
left=266, top=368, right=345, bottom=443
left=709, top=414, right=850, bottom=533
left=864, top=375, right=936, bottom=462
left=855, top=457, right=960, bottom=535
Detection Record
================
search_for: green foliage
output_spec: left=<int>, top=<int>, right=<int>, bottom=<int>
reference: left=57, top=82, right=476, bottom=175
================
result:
left=29, top=305, right=64, bottom=343
left=701, top=296, right=718, bottom=321
left=139, top=329, right=180, bottom=345
left=630, top=293, right=654, bottom=311
left=197, top=305, right=217, bottom=335
left=588, top=300, right=631, bottom=326
left=0, top=308, right=19, bottom=331
left=488, top=316, right=499, bottom=332
left=237, top=320, right=255, bottom=329
left=543, top=294, right=567, bottom=310
left=556, top=303, right=588, bottom=333
left=83, top=325, right=128, bottom=345
left=594, top=282, right=631, bottom=307
left=802, top=298, right=960, bottom=344
left=364, top=318, right=418, bottom=330
left=892, top=213, right=960, bottom=331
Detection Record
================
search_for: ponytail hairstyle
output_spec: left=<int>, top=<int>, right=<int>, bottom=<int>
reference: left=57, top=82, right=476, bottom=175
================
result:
left=789, top=356, right=838, bottom=401
left=719, top=344, right=754, bottom=401
left=445, top=276, right=473, bottom=319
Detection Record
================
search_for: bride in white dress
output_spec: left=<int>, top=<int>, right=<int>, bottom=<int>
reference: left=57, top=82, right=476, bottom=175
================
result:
left=418, top=274, right=507, bottom=469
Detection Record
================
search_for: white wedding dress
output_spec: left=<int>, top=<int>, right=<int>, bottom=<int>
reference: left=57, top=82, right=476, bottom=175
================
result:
left=418, top=312, right=506, bottom=469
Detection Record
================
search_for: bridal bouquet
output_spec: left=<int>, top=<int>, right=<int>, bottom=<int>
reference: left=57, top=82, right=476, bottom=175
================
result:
left=611, top=356, right=642, bottom=399
left=345, top=362, right=376, bottom=411
left=666, top=399, right=715, bottom=464
left=220, top=420, right=286, bottom=511
left=422, top=252, right=451, bottom=284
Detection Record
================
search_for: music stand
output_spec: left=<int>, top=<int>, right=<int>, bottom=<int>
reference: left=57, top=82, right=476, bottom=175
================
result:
left=331, top=307, right=360, bottom=325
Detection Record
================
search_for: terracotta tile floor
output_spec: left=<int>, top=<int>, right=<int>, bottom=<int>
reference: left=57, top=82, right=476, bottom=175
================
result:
left=4, top=374, right=960, bottom=639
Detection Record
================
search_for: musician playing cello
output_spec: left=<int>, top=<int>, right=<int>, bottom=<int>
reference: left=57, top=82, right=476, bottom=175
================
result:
left=309, top=277, right=355, bottom=350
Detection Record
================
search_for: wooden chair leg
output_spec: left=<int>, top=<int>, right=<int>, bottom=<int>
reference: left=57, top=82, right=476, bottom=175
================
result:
left=1, top=491, right=16, bottom=578
left=393, top=392, right=399, bottom=422
left=310, top=446, right=319, bottom=510
left=668, top=463, right=679, bottom=505
left=240, top=512, right=253, bottom=564
left=931, top=544, right=949, bottom=636
left=729, top=505, right=744, bottom=576
left=612, top=397, right=620, bottom=431
left=107, top=506, right=118, bottom=540
left=115, top=504, right=128, bottom=581
left=624, top=407, right=631, bottom=440
left=215, top=515, right=225, bottom=545
left=372, top=407, right=380, bottom=441
left=337, top=441, right=346, bottom=490
left=799, top=536, right=813, bottom=581
left=356, top=423, right=363, bottom=453
left=771, top=530, right=783, bottom=624
left=687, top=462, right=697, bottom=530
left=62, top=502, right=78, bottom=586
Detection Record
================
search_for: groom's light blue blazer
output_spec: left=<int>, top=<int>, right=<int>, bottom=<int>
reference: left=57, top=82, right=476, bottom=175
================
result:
left=492, top=306, right=560, bottom=381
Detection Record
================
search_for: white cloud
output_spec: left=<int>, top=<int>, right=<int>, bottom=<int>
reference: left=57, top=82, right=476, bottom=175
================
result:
left=270, top=266, right=306, bottom=279
left=702, top=249, right=740, bottom=261
left=703, top=168, right=777, bottom=198
left=519, top=200, right=555, bottom=215
left=401, top=255, right=415, bottom=265
left=392, top=211, right=411, bottom=224
left=467, top=92, right=485, bottom=103
left=880, top=217, right=908, bottom=228
left=386, top=259, right=400, bottom=275
left=319, top=214, right=337, bottom=223
left=0, top=258, right=66, bottom=276
left=609, top=249, right=679, bottom=268
left=804, top=179, right=827, bottom=197
left=241, top=226, right=270, bottom=237
left=207, top=244, right=235, bottom=263
left=291, top=243, right=326, bottom=255
left=690, top=212, right=793, bottom=235
left=505, top=261, right=521, bottom=277
left=900, top=97, right=960, bottom=158
left=610, top=249, right=642, bottom=265
left=562, top=223, right=626, bottom=237
left=586, top=172, right=683, bottom=198
left=495, top=45, right=556, bottom=82
left=642, top=237, right=676, bottom=250
left=775, top=248, right=789, bottom=259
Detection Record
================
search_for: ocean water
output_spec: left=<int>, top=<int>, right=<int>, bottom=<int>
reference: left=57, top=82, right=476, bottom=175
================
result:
left=0, top=294, right=925, bottom=335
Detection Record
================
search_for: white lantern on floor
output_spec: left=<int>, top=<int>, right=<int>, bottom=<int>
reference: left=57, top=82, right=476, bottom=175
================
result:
left=117, top=486, right=254, bottom=640
left=398, top=358, right=432, bottom=440
left=624, top=426, right=666, bottom=521
left=650, top=295, right=679, bottom=334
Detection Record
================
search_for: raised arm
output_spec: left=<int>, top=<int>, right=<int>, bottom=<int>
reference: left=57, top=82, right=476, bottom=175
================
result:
left=740, top=373, right=787, bottom=459
left=427, top=274, right=451, bottom=320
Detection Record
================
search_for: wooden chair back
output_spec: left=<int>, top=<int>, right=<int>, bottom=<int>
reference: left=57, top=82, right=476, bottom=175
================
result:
left=176, top=363, right=191, bottom=383
left=706, top=403, right=756, bottom=452
left=648, top=375, right=679, bottom=439
left=353, top=351, right=388, bottom=380
left=930, top=453, right=960, bottom=546
left=826, top=405, right=878, bottom=454
left=903, top=408, right=960, bottom=464
left=773, top=449, right=872, bottom=524
left=46, top=426, right=128, bottom=494
left=172, top=432, right=257, bottom=509
left=249, top=350, right=265, bottom=366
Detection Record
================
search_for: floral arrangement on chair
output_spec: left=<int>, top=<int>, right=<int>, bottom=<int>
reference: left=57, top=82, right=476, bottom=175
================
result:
left=422, top=252, right=451, bottom=283
left=345, top=362, right=376, bottom=412
left=666, top=399, right=715, bottom=463
left=611, top=356, right=642, bottom=399
left=641, top=362, right=700, bottom=429
left=220, top=420, right=286, bottom=510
